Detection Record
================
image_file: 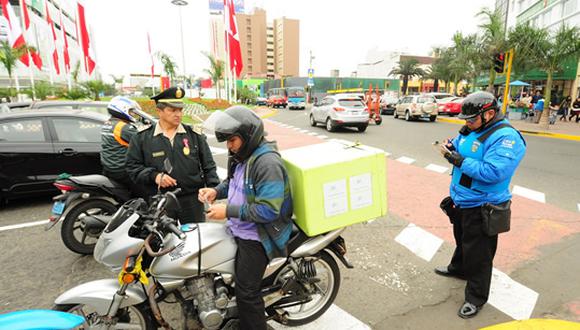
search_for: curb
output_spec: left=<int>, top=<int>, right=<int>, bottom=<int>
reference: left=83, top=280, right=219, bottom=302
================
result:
left=436, top=116, right=580, bottom=142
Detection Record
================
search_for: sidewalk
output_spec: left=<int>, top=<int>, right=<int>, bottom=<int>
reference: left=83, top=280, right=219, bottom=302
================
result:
left=437, top=116, right=580, bottom=141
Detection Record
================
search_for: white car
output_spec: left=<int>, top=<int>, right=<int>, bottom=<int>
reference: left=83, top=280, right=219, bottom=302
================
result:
left=309, top=95, right=369, bottom=132
left=394, top=95, right=438, bottom=121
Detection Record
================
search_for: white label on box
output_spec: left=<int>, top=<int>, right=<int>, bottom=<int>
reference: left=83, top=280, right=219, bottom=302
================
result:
left=323, top=179, right=348, bottom=217
left=350, top=173, right=373, bottom=210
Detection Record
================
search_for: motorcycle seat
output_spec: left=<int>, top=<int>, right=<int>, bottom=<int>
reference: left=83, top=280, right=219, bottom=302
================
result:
left=70, top=175, right=122, bottom=189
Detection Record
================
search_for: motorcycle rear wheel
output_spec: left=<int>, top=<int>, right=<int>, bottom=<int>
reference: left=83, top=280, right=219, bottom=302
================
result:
left=53, top=303, right=156, bottom=330
left=267, top=251, right=341, bottom=326
left=61, top=199, right=117, bottom=255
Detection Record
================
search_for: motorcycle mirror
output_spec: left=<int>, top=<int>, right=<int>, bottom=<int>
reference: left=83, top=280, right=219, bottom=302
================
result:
left=163, top=159, right=173, bottom=174
left=164, top=192, right=181, bottom=211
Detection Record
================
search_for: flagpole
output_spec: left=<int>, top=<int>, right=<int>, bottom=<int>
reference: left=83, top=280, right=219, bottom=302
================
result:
left=58, top=2, right=72, bottom=90
left=223, top=4, right=230, bottom=102
left=19, top=0, right=36, bottom=100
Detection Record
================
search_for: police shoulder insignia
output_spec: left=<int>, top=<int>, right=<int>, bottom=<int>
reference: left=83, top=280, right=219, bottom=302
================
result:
left=191, top=124, right=203, bottom=135
left=471, top=141, right=481, bottom=153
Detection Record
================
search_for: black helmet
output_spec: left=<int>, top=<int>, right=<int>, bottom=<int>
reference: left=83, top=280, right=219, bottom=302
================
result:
left=459, top=92, right=498, bottom=120
left=205, top=106, right=264, bottom=162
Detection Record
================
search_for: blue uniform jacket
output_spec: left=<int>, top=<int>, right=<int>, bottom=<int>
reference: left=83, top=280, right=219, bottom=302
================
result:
left=450, top=119, right=526, bottom=208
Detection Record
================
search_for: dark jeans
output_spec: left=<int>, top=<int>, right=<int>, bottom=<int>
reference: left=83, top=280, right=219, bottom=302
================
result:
left=235, top=238, right=268, bottom=330
left=569, top=110, right=580, bottom=122
left=174, top=195, right=205, bottom=224
left=448, top=206, right=498, bottom=307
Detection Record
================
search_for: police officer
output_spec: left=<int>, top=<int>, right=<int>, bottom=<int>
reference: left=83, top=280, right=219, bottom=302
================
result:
left=101, top=96, right=140, bottom=191
left=126, top=87, right=219, bottom=223
left=435, top=92, right=526, bottom=318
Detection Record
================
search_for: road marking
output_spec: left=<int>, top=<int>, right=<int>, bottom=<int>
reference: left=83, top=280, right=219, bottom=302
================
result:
left=308, top=132, right=318, bottom=136
left=217, top=167, right=227, bottom=181
left=205, top=133, right=215, bottom=139
left=425, top=164, right=449, bottom=174
left=394, top=223, right=443, bottom=262
left=0, top=219, right=49, bottom=232
left=318, top=135, right=328, bottom=139
left=577, top=203, right=580, bottom=212
left=512, top=185, right=546, bottom=203
left=292, top=127, right=301, bottom=131
left=396, top=156, right=415, bottom=165
left=210, top=146, right=228, bottom=156
left=299, top=129, right=310, bottom=133
left=269, top=304, right=370, bottom=329
left=489, top=268, right=539, bottom=320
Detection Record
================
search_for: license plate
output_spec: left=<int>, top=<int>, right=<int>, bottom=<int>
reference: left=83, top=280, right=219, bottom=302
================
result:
left=52, top=201, right=65, bottom=215
left=422, top=114, right=430, bottom=118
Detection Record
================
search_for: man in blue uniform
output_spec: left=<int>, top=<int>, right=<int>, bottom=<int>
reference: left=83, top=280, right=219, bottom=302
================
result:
left=435, top=92, right=526, bottom=318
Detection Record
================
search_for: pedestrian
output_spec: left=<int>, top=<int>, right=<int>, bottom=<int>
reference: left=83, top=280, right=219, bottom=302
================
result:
left=436, top=91, right=526, bottom=319
left=199, top=106, right=293, bottom=330
left=126, top=86, right=220, bottom=224
left=569, top=97, right=580, bottom=123
left=100, top=96, right=145, bottom=197
left=533, top=96, right=545, bottom=123
left=558, top=96, right=571, bottom=121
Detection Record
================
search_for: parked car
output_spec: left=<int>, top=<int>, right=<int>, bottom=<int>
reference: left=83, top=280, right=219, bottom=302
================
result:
left=380, top=95, right=399, bottom=115
left=439, top=97, right=464, bottom=116
left=0, top=110, right=107, bottom=202
left=255, top=97, right=268, bottom=106
left=309, top=95, right=369, bottom=132
left=394, top=95, right=438, bottom=121
left=0, top=101, right=33, bottom=113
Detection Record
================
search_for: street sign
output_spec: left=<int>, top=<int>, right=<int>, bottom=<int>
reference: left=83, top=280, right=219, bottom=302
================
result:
left=308, top=68, right=314, bottom=78
left=307, top=78, right=314, bottom=86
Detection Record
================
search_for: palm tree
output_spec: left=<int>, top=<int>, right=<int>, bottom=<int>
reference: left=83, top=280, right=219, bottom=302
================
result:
left=509, top=23, right=580, bottom=128
left=448, top=32, right=481, bottom=94
left=389, top=58, right=426, bottom=95
left=477, top=8, right=508, bottom=91
left=81, top=79, right=107, bottom=100
left=155, top=52, right=178, bottom=84
left=202, top=52, right=224, bottom=99
left=0, top=41, right=32, bottom=100
left=110, top=74, right=124, bottom=94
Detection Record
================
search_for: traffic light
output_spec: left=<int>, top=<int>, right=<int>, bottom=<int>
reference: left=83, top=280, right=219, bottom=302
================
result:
left=493, top=53, right=505, bottom=73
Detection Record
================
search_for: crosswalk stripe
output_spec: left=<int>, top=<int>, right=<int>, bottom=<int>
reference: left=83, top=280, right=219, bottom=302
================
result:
left=308, top=132, right=318, bottom=136
left=396, top=156, right=415, bottom=164
left=269, top=304, right=370, bottom=329
left=512, top=185, right=546, bottom=203
left=489, top=268, right=539, bottom=320
left=394, top=223, right=443, bottom=262
left=425, top=164, right=449, bottom=174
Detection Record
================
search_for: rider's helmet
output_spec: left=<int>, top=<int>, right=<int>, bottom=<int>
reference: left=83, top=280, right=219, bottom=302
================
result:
left=459, top=91, right=498, bottom=120
left=107, top=96, right=140, bottom=123
left=204, top=106, right=265, bottom=162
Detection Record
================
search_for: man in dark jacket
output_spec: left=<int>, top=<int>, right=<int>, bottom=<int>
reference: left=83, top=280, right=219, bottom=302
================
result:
left=126, top=87, right=219, bottom=223
left=199, top=106, right=293, bottom=330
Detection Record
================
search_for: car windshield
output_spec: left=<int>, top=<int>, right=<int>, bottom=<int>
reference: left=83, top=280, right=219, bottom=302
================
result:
left=432, top=94, right=453, bottom=100
left=288, top=89, right=305, bottom=97
left=338, top=99, right=365, bottom=108
left=418, top=97, right=435, bottom=103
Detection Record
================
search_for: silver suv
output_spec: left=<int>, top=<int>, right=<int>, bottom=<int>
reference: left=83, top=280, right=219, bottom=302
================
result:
left=310, top=95, right=369, bottom=132
left=395, top=95, right=438, bottom=122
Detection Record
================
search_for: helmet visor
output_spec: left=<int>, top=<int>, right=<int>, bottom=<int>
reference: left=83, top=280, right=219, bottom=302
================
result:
left=203, top=110, right=243, bottom=142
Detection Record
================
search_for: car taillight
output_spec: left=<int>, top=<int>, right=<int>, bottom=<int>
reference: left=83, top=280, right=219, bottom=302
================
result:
left=333, top=107, right=345, bottom=112
left=53, top=182, right=74, bottom=191
left=364, top=107, right=369, bottom=112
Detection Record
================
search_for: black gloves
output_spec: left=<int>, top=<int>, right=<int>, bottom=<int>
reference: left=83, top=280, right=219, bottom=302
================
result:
left=444, top=151, right=465, bottom=168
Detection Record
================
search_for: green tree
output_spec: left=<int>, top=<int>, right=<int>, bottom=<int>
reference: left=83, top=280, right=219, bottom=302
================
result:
left=509, top=23, right=580, bottom=128
left=0, top=41, right=33, bottom=100
left=202, top=52, right=224, bottom=99
left=71, top=61, right=81, bottom=84
left=389, top=58, right=425, bottom=95
left=81, top=80, right=107, bottom=100
left=155, top=52, right=178, bottom=84
left=448, top=32, right=481, bottom=94
left=33, top=81, right=54, bottom=100
left=477, top=8, right=508, bottom=91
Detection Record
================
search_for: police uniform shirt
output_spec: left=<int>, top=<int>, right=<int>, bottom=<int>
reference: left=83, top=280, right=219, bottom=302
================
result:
left=153, top=122, right=187, bottom=146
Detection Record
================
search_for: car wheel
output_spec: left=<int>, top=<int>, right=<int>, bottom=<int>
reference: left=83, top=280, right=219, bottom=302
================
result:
left=405, top=111, right=411, bottom=121
left=310, top=114, right=317, bottom=127
left=375, top=117, right=382, bottom=125
left=430, top=115, right=437, bottom=122
left=357, top=125, right=368, bottom=132
left=326, top=118, right=335, bottom=132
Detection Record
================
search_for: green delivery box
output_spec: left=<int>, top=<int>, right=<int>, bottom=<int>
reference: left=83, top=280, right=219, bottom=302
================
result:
left=281, top=139, right=387, bottom=236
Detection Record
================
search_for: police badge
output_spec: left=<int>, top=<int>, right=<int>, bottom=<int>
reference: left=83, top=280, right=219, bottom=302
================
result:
left=471, top=141, right=481, bottom=153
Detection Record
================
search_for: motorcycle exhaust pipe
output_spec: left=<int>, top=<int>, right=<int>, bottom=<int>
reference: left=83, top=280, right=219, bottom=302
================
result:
left=82, top=215, right=111, bottom=236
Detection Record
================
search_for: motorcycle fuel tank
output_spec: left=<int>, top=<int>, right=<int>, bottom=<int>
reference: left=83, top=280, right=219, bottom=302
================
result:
left=150, top=223, right=238, bottom=278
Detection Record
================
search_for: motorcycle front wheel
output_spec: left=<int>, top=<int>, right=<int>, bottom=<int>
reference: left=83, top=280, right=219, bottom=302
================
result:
left=267, top=251, right=341, bottom=326
left=61, top=199, right=117, bottom=255
left=53, top=303, right=156, bottom=330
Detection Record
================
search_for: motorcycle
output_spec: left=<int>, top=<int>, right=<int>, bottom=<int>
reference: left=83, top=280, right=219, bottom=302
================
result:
left=52, top=187, right=353, bottom=329
left=46, top=174, right=131, bottom=255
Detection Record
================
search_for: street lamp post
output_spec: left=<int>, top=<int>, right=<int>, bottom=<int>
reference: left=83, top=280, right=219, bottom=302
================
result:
left=171, top=0, right=188, bottom=91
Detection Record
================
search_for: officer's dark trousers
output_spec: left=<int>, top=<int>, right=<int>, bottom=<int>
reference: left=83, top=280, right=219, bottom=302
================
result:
left=448, top=206, right=498, bottom=307
left=176, top=195, right=206, bottom=224
left=234, top=238, right=268, bottom=330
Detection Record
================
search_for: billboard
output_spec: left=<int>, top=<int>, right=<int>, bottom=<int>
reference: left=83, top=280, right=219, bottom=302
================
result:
left=209, top=0, right=244, bottom=13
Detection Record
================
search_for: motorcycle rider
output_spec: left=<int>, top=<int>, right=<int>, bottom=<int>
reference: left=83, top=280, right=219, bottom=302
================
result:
left=199, top=106, right=293, bottom=330
left=100, top=96, right=141, bottom=195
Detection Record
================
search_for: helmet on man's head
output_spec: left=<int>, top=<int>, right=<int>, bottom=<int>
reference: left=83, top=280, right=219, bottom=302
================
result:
left=107, top=96, right=140, bottom=123
left=204, top=106, right=264, bottom=162
left=459, top=92, right=498, bottom=120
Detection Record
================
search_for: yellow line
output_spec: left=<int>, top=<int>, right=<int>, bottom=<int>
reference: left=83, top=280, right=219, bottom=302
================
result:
left=480, top=319, right=580, bottom=330
left=258, top=108, right=279, bottom=119
left=436, top=117, right=580, bottom=142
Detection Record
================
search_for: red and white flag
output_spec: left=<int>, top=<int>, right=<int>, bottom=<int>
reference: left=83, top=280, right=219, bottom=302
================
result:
left=1, top=0, right=29, bottom=66
left=224, top=0, right=243, bottom=77
left=77, top=1, right=95, bottom=75
left=45, top=1, right=60, bottom=75
left=147, top=32, right=154, bottom=78
left=21, top=0, right=43, bottom=70
left=60, top=14, right=70, bottom=73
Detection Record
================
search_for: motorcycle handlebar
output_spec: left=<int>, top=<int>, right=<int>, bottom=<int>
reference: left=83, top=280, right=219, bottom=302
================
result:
left=164, top=221, right=186, bottom=240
